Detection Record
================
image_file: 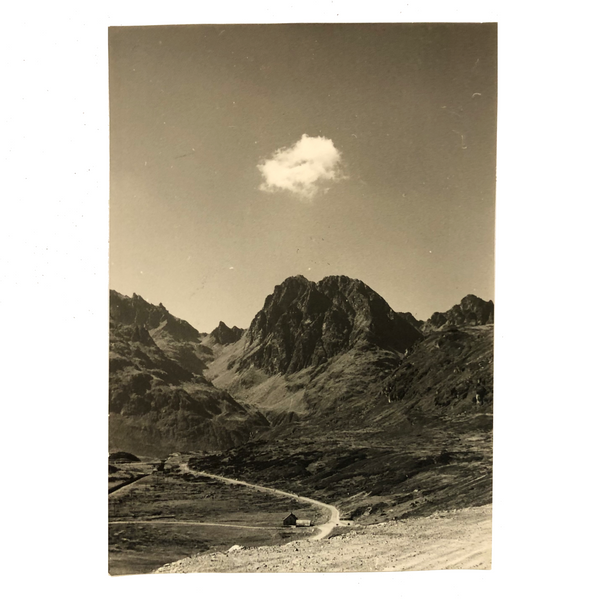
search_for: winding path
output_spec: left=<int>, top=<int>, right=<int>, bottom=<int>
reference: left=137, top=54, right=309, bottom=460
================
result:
left=190, top=470, right=340, bottom=540
left=108, top=466, right=340, bottom=540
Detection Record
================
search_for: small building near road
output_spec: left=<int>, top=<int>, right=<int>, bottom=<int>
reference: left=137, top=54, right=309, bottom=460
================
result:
left=283, top=513, right=298, bottom=527
left=283, top=513, right=313, bottom=527
left=296, top=519, right=312, bottom=527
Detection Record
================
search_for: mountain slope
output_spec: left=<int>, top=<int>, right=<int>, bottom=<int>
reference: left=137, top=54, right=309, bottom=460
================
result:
left=206, top=278, right=492, bottom=432
left=109, top=278, right=494, bottom=531
left=110, top=290, right=213, bottom=375
left=109, top=292, right=269, bottom=456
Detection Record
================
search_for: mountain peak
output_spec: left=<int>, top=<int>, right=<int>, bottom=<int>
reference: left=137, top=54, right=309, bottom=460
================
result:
left=110, top=290, right=200, bottom=342
left=281, top=274, right=311, bottom=284
left=244, top=275, right=423, bottom=375
left=426, top=295, right=494, bottom=330
left=319, top=274, right=358, bottom=285
left=210, top=321, right=244, bottom=345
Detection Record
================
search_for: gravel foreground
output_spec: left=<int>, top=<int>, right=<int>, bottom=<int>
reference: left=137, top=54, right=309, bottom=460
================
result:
left=154, top=504, right=491, bottom=573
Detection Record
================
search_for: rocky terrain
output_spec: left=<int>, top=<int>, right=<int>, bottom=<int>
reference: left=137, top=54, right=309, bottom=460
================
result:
left=187, top=277, right=493, bottom=530
left=155, top=504, right=492, bottom=573
left=109, top=275, right=494, bottom=573
left=205, top=276, right=493, bottom=436
left=241, top=275, right=423, bottom=375
left=110, top=290, right=213, bottom=374
left=109, top=292, right=268, bottom=456
left=209, top=321, right=244, bottom=346
left=424, top=294, right=494, bottom=331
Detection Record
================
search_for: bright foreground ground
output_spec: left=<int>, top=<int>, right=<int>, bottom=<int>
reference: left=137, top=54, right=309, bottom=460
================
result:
left=155, top=504, right=491, bottom=573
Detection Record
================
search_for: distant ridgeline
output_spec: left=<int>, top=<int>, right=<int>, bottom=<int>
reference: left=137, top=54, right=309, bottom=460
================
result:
left=109, top=277, right=494, bottom=456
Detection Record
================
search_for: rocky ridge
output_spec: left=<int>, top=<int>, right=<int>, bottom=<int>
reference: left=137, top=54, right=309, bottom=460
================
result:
left=109, top=279, right=494, bottom=456
left=425, top=294, right=494, bottom=331
left=210, top=321, right=244, bottom=345
left=109, top=278, right=494, bottom=575
left=109, top=292, right=268, bottom=456
left=110, top=290, right=212, bottom=375
left=205, top=278, right=493, bottom=435
left=242, top=275, right=423, bottom=375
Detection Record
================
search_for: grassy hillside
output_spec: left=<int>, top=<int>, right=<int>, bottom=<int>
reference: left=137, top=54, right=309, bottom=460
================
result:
left=191, top=324, right=493, bottom=523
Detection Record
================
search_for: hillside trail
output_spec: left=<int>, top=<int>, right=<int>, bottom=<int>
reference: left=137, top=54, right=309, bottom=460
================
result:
left=185, top=466, right=340, bottom=541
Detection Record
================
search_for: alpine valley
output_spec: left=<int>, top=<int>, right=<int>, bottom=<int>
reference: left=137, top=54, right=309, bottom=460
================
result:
left=109, top=275, right=493, bottom=574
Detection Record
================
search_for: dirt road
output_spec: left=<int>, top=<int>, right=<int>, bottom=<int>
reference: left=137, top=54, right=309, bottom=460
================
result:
left=109, top=520, right=280, bottom=530
left=109, top=475, right=150, bottom=497
left=155, top=504, right=492, bottom=573
left=191, top=470, right=340, bottom=540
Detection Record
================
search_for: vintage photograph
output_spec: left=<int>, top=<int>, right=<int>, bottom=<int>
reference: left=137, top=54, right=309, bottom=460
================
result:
left=108, top=23, right=496, bottom=575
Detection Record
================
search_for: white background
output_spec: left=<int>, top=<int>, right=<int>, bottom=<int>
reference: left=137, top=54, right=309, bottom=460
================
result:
left=2, top=2, right=598, bottom=599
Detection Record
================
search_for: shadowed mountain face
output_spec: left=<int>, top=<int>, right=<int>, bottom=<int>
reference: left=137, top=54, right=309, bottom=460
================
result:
left=243, top=275, right=423, bottom=375
left=110, top=290, right=213, bottom=375
left=396, top=311, right=424, bottom=331
left=203, top=278, right=493, bottom=447
left=191, top=279, right=494, bottom=524
left=109, top=278, right=494, bottom=525
left=109, top=292, right=268, bottom=456
left=210, top=321, right=244, bottom=345
left=425, top=294, right=494, bottom=331
left=110, top=290, right=202, bottom=342
left=109, top=284, right=494, bottom=454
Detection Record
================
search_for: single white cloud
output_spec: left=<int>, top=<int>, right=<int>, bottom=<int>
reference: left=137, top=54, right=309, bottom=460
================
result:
left=258, top=134, right=344, bottom=199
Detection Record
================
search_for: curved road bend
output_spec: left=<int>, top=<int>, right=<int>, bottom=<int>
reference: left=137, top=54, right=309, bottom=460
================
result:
left=191, top=470, right=340, bottom=541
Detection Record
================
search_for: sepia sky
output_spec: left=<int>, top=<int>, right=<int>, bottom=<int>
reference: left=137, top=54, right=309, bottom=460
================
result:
left=109, top=23, right=496, bottom=333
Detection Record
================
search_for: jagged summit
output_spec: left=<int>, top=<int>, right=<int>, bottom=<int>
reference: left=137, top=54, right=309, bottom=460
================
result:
left=244, top=275, right=423, bottom=375
left=109, top=290, right=267, bottom=455
left=110, top=289, right=215, bottom=376
left=425, top=294, right=494, bottom=330
left=210, top=321, right=244, bottom=345
left=110, top=290, right=201, bottom=343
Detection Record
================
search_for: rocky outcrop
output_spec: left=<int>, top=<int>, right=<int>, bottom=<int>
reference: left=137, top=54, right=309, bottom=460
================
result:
left=109, top=290, right=212, bottom=375
left=108, top=283, right=494, bottom=455
left=425, top=295, right=494, bottom=331
left=396, top=311, right=424, bottom=331
left=242, top=275, right=423, bottom=375
left=110, top=291, right=202, bottom=342
left=210, top=321, right=244, bottom=345
left=109, top=292, right=268, bottom=455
